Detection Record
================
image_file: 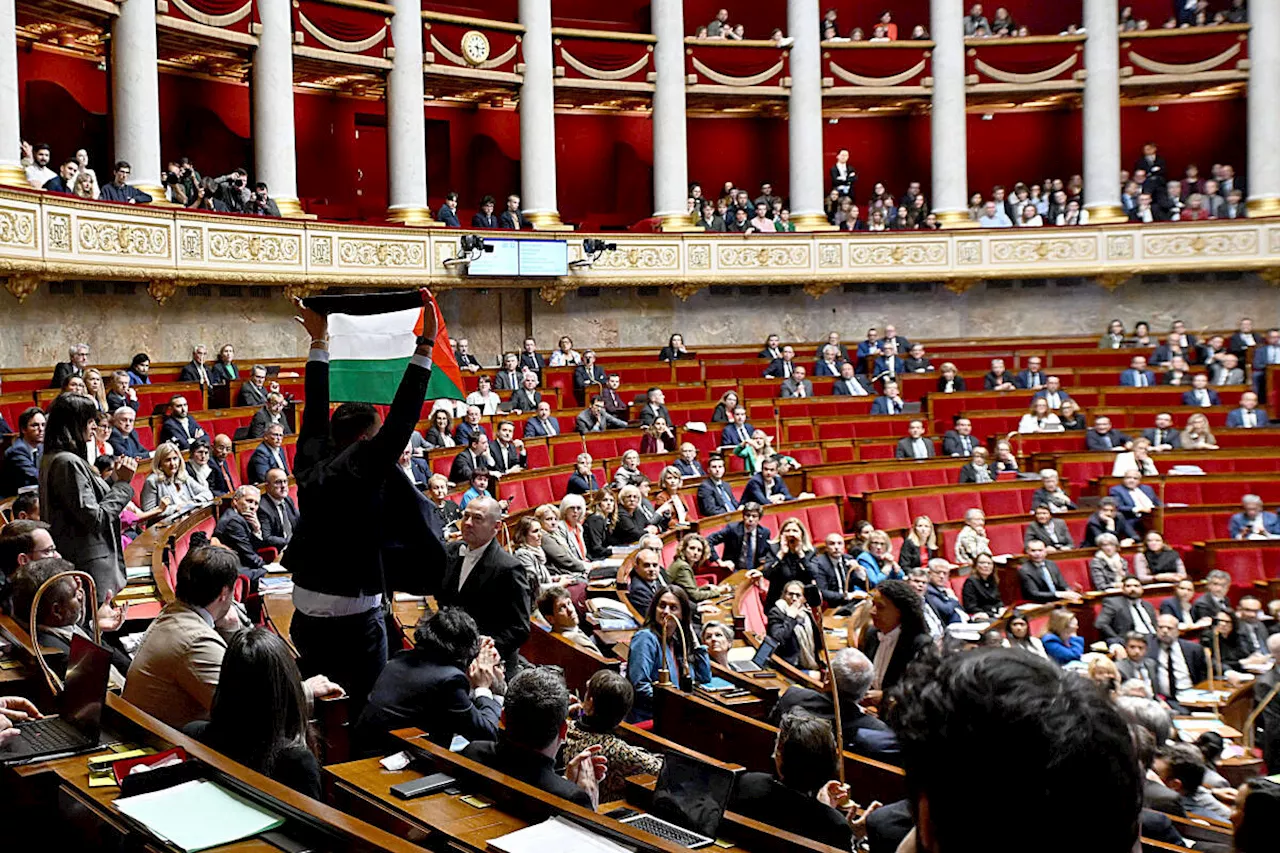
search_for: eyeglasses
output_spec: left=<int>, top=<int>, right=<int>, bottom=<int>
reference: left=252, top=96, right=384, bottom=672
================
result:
left=32, top=545, right=60, bottom=557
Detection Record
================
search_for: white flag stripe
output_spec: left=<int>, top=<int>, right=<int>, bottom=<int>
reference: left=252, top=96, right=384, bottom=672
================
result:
left=328, top=307, right=421, bottom=361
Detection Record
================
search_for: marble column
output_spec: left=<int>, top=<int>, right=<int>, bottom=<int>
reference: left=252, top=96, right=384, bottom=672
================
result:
left=928, top=0, right=968, bottom=225
left=651, top=0, right=696, bottom=230
left=518, top=0, right=568, bottom=229
left=386, top=0, right=434, bottom=224
left=0, top=0, right=24, bottom=186
left=1247, top=0, right=1280, bottom=216
left=112, top=0, right=165, bottom=198
left=252, top=0, right=303, bottom=216
left=786, top=0, right=833, bottom=231
left=1082, top=0, right=1124, bottom=222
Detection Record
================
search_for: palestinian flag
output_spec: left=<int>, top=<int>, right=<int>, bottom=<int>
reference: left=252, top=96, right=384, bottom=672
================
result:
left=302, top=290, right=466, bottom=405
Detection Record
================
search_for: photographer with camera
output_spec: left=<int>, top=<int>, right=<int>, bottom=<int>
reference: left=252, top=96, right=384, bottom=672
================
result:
left=214, top=167, right=252, bottom=212
left=249, top=182, right=281, bottom=217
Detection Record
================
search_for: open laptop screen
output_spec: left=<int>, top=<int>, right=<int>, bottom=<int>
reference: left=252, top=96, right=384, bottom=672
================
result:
left=650, top=751, right=738, bottom=839
left=60, top=634, right=112, bottom=739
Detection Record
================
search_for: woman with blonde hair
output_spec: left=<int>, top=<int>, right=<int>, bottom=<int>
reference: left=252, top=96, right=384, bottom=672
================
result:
left=73, top=170, right=98, bottom=200
left=899, top=515, right=939, bottom=571
left=84, top=368, right=110, bottom=413
left=936, top=362, right=966, bottom=393
left=1018, top=398, right=1062, bottom=433
left=512, top=515, right=557, bottom=601
left=140, top=441, right=211, bottom=515
left=761, top=517, right=815, bottom=610
left=856, top=529, right=902, bottom=587
left=1042, top=609, right=1084, bottom=665
left=584, top=488, right=618, bottom=559
left=1111, top=436, right=1159, bottom=477
left=1180, top=413, right=1219, bottom=450
left=653, top=465, right=689, bottom=527
left=666, top=533, right=730, bottom=602
left=1089, top=533, right=1128, bottom=590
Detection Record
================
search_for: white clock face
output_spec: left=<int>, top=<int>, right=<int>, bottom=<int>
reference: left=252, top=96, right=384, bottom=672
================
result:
left=462, top=31, right=490, bottom=65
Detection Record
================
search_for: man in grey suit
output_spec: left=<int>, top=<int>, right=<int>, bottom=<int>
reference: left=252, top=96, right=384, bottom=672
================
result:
left=894, top=420, right=935, bottom=459
left=1116, top=632, right=1160, bottom=694
left=1210, top=353, right=1245, bottom=386
left=779, top=365, right=815, bottom=398
left=574, top=397, right=627, bottom=433
left=1023, top=504, right=1074, bottom=551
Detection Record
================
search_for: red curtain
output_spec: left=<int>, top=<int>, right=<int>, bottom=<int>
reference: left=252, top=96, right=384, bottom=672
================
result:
left=971, top=43, right=1081, bottom=77
left=181, top=0, right=252, bottom=15
left=1122, top=31, right=1245, bottom=65
left=825, top=46, right=930, bottom=80
left=689, top=46, right=785, bottom=78
left=559, top=39, right=651, bottom=73
left=297, top=1, right=388, bottom=43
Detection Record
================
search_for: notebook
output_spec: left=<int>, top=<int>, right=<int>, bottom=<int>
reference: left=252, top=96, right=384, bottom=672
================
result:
left=114, top=779, right=284, bottom=852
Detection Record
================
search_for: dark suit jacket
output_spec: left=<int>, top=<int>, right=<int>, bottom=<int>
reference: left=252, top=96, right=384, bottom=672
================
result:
left=159, top=415, right=208, bottom=451
left=281, top=353, right=444, bottom=600
left=494, top=371, right=523, bottom=391
left=626, top=571, right=672, bottom=619
left=50, top=362, right=82, bottom=389
left=1147, top=637, right=1209, bottom=692
left=1024, top=519, right=1073, bottom=549
left=448, top=450, right=490, bottom=485
left=1086, top=429, right=1131, bottom=450
left=741, top=473, right=793, bottom=505
left=831, top=376, right=871, bottom=396
left=767, top=606, right=825, bottom=667
left=0, top=439, right=40, bottom=496
left=1226, top=407, right=1269, bottom=428
left=573, top=364, right=607, bottom=392
left=405, top=457, right=432, bottom=491
left=108, top=428, right=151, bottom=459
left=810, top=553, right=861, bottom=605
left=1017, top=560, right=1070, bottom=602
left=870, top=396, right=906, bottom=415
left=1084, top=513, right=1138, bottom=546
left=674, top=458, right=704, bottom=478
left=566, top=471, right=599, bottom=495
left=509, top=388, right=541, bottom=412
left=707, top=522, right=775, bottom=571
left=471, top=212, right=499, bottom=228
left=1182, top=388, right=1221, bottom=406
left=779, top=378, right=814, bottom=398
left=436, top=205, right=460, bottom=227
left=720, top=422, right=753, bottom=447
left=106, top=390, right=137, bottom=413
left=763, top=358, right=795, bottom=379
left=1015, top=370, right=1046, bottom=389
left=356, top=654, right=501, bottom=750
left=770, top=686, right=895, bottom=759
left=574, top=409, right=626, bottom=433
left=866, top=800, right=914, bottom=853
left=247, top=443, right=288, bottom=484
left=1117, top=656, right=1160, bottom=688
left=523, top=416, right=558, bottom=438
left=1254, top=668, right=1280, bottom=772
left=860, top=627, right=934, bottom=692
left=247, top=408, right=291, bottom=440
left=1191, top=593, right=1230, bottom=623
left=213, top=511, right=266, bottom=576
left=179, top=361, right=212, bottom=384
left=638, top=403, right=672, bottom=427
left=1095, top=596, right=1158, bottom=646
left=488, top=442, right=526, bottom=474
left=461, top=740, right=590, bottom=809
left=1141, top=427, right=1182, bottom=449
left=941, top=431, right=977, bottom=457
left=256, top=495, right=299, bottom=550
left=238, top=381, right=268, bottom=408
left=729, top=772, right=852, bottom=849
left=894, top=437, right=934, bottom=459
left=438, top=539, right=531, bottom=669
left=696, top=479, right=738, bottom=516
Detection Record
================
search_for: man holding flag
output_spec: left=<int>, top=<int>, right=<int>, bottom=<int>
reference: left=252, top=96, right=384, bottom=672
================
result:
left=284, top=288, right=459, bottom=714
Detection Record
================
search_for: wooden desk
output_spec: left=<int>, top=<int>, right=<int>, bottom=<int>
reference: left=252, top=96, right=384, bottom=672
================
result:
left=2, top=693, right=422, bottom=853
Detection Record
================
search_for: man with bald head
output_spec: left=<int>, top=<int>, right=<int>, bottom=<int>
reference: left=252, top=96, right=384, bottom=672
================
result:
left=438, top=496, right=531, bottom=671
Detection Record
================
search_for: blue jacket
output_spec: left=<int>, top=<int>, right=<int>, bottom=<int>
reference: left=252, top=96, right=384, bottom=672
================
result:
left=1015, top=370, right=1046, bottom=389
left=856, top=550, right=903, bottom=587
left=720, top=422, right=753, bottom=447
left=1108, top=483, right=1162, bottom=518
left=697, top=478, right=739, bottom=516
left=870, top=396, right=906, bottom=415
left=436, top=204, right=460, bottom=227
left=872, top=356, right=906, bottom=377
left=1229, top=511, right=1280, bottom=539
left=626, top=627, right=711, bottom=721
left=1120, top=369, right=1157, bottom=387
left=924, top=584, right=963, bottom=624
left=522, top=416, right=559, bottom=438
left=1226, top=407, right=1269, bottom=428
left=247, top=443, right=289, bottom=484
left=108, top=428, right=151, bottom=459
left=812, top=360, right=841, bottom=377
left=0, top=439, right=40, bottom=496
left=1042, top=632, right=1084, bottom=665
left=158, top=415, right=208, bottom=451
left=707, top=522, right=775, bottom=571
left=741, top=473, right=793, bottom=505
left=1181, top=388, right=1221, bottom=407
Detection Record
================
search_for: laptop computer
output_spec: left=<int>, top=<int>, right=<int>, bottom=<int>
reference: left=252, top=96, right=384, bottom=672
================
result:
left=620, top=751, right=738, bottom=849
left=728, top=635, right=779, bottom=673
left=0, top=634, right=112, bottom=765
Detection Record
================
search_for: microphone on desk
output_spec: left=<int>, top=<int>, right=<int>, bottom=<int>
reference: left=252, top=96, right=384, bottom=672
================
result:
left=658, top=617, right=672, bottom=685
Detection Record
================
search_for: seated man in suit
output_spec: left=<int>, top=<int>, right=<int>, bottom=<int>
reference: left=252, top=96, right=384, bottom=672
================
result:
left=1096, top=575, right=1159, bottom=655
left=213, top=486, right=273, bottom=583
left=1084, top=498, right=1139, bottom=547
left=0, top=408, right=43, bottom=496
left=759, top=334, right=783, bottom=360
left=768, top=653, right=898, bottom=763
left=1149, top=613, right=1208, bottom=702
left=452, top=405, right=487, bottom=446
left=247, top=392, right=291, bottom=439
left=1210, top=352, right=1245, bottom=386
left=436, top=191, right=461, bottom=227
left=1255, top=634, right=1280, bottom=773
left=625, top=547, right=673, bottom=618
left=256, top=469, right=299, bottom=552
left=1108, top=469, right=1161, bottom=529
left=247, top=423, right=289, bottom=484
left=178, top=345, right=213, bottom=386
left=1153, top=743, right=1232, bottom=823
left=487, top=421, right=526, bottom=475
left=523, top=401, right=560, bottom=438
left=870, top=380, right=907, bottom=415
left=596, top=372, right=627, bottom=420
left=872, top=342, right=907, bottom=381
left=1141, top=412, right=1181, bottom=451
left=454, top=338, right=482, bottom=373
left=720, top=406, right=754, bottom=448
left=573, top=357, right=608, bottom=397
left=1191, top=570, right=1232, bottom=625
left=1235, top=595, right=1271, bottom=658
left=1230, top=493, right=1280, bottom=539
left=519, top=338, right=545, bottom=376
left=638, top=387, right=672, bottom=426
left=886, top=647, right=1143, bottom=853
left=1180, top=373, right=1221, bottom=408
left=1116, top=632, right=1159, bottom=694
left=1119, top=355, right=1157, bottom=387
left=1017, top=539, right=1083, bottom=604
left=696, top=455, right=738, bottom=516
left=1226, top=391, right=1269, bottom=428
left=437, top=496, right=530, bottom=672
left=356, top=607, right=502, bottom=753
left=494, top=353, right=523, bottom=391
left=1023, top=504, right=1074, bottom=551
left=763, top=345, right=797, bottom=379
left=741, top=457, right=794, bottom=505
left=107, top=406, right=152, bottom=459
left=673, top=442, right=704, bottom=478
left=1015, top=356, right=1047, bottom=390
left=397, top=442, right=432, bottom=492
left=566, top=453, right=600, bottom=496
left=894, top=419, right=935, bottom=459
left=708, top=501, right=775, bottom=572
left=831, top=361, right=871, bottom=396
left=158, top=395, right=208, bottom=452
left=207, top=434, right=237, bottom=494
left=449, top=432, right=494, bottom=485
left=811, top=532, right=866, bottom=607
left=237, top=365, right=270, bottom=408
left=941, top=417, right=977, bottom=457
left=508, top=373, right=542, bottom=414
left=1086, top=416, right=1132, bottom=452
left=1031, top=375, right=1073, bottom=409
left=779, top=365, right=814, bottom=398
left=461, top=666, right=604, bottom=811
left=860, top=580, right=936, bottom=705
left=574, top=397, right=627, bottom=433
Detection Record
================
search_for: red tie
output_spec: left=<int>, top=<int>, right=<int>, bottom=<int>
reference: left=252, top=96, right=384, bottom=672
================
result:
left=574, top=527, right=586, bottom=557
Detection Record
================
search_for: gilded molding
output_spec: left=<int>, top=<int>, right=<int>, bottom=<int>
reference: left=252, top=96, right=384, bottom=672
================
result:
left=0, top=208, right=37, bottom=248
left=147, top=278, right=179, bottom=305
left=670, top=280, right=707, bottom=301
left=77, top=219, right=171, bottom=257
left=802, top=280, right=839, bottom=299
left=1096, top=273, right=1130, bottom=292
left=4, top=273, right=40, bottom=302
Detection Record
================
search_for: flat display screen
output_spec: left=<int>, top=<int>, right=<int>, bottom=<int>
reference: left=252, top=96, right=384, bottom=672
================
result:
left=466, top=239, right=568, bottom=277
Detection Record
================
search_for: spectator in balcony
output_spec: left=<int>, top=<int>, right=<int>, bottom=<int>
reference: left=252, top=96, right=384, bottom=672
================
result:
left=1158, top=181, right=1186, bottom=221
left=436, top=191, right=460, bottom=227
left=1130, top=192, right=1156, bottom=222
left=42, top=158, right=78, bottom=195
left=748, top=202, right=777, bottom=233
left=1120, top=180, right=1141, bottom=216
left=22, top=141, right=55, bottom=188
left=1018, top=204, right=1043, bottom=227
left=1181, top=193, right=1211, bottom=221
left=726, top=207, right=751, bottom=233
left=964, top=4, right=991, bottom=36
left=775, top=208, right=795, bottom=232
left=1179, top=412, right=1219, bottom=450
left=248, top=183, right=281, bottom=217
left=910, top=24, right=929, bottom=39
left=500, top=194, right=527, bottom=230
left=698, top=201, right=724, bottom=232
left=471, top=195, right=499, bottom=228
left=978, top=200, right=1011, bottom=228
left=189, top=177, right=228, bottom=212
left=97, top=160, right=152, bottom=204
left=839, top=204, right=867, bottom=232
left=1180, top=373, right=1220, bottom=407
left=694, top=24, right=709, bottom=38
left=755, top=182, right=781, bottom=211
left=829, top=149, right=854, bottom=197
left=730, top=23, right=745, bottom=39
left=707, top=8, right=729, bottom=37
left=991, top=7, right=1015, bottom=36
left=212, top=168, right=250, bottom=211
left=1055, top=199, right=1088, bottom=226
left=867, top=210, right=888, bottom=231
left=71, top=171, right=98, bottom=200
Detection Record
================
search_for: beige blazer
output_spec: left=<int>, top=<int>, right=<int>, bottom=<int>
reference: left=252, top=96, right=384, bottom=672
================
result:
left=123, top=600, right=227, bottom=730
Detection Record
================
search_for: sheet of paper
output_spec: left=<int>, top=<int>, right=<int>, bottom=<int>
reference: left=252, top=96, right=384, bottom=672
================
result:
left=114, top=779, right=284, bottom=852
left=489, top=816, right=632, bottom=853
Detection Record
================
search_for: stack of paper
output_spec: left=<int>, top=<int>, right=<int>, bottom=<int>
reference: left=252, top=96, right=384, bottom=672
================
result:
left=114, top=779, right=284, bottom=852
left=489, top=816, right=632, bottom=853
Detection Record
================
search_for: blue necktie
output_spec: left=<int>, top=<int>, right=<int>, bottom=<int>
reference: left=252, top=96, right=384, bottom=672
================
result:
left=744, top=534, right=755, bottom=570
left=720, top=483, right=735, bottom=510
left=1039, top=563, right=1056, bottom=593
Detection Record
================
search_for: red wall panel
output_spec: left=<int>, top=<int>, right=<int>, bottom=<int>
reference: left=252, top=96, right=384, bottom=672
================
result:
left=158, top=74, right=250, bottom=178
left=554, top=112, right=653, bottom=228
left=823, top=112, right=932, bottom=201
left=17, top=50, right=109, bottom=167
left=294, top=92, right=381, bottom=218
left=687, top=116, right=789, bottom=203
left=1120, top=99, right=1246, bottom=181
left=965, top=108, right=1083, bottom=196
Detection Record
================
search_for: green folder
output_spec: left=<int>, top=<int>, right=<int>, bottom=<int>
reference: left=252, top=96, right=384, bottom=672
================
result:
left=114, top=779, right=284, bottom=852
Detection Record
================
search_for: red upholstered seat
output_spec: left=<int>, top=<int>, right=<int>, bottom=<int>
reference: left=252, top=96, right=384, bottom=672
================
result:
left=1056, top=558, right=1091, bottom=592
left=1215, top=549, right=1266, bottom=597
left=870, top=497, right=910, bottom=530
